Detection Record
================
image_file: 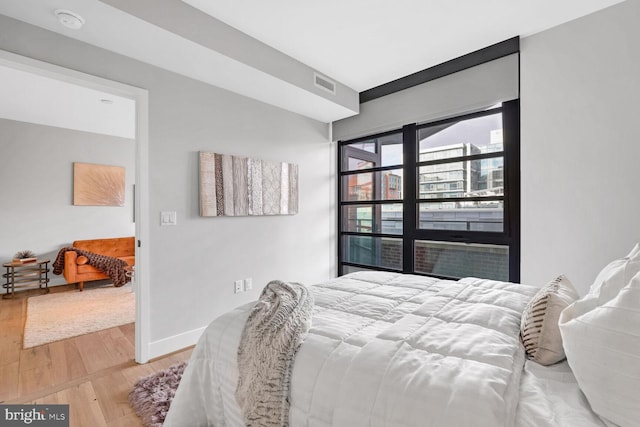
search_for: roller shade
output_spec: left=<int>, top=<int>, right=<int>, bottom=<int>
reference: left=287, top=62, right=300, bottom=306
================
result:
left=332, top=53, right=519, bottom=141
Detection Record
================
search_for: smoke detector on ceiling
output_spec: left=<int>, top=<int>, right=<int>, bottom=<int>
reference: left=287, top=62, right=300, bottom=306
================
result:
left=54, top=9, right=85, bottom=30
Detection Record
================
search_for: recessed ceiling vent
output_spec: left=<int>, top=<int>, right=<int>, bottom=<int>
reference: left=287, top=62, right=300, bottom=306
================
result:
left=314, top=72, right=336, bottom=95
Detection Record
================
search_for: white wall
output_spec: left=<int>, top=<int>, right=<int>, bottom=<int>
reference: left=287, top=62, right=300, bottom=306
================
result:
left=0, top=118, right=135, bottom=286
left=0, top=15, right=335, bottom=355
left=520, top=0, right=640, bottom=294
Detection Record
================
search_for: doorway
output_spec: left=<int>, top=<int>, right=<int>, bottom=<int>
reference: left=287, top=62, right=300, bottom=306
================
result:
left=0, top=50, right=150, bottom=363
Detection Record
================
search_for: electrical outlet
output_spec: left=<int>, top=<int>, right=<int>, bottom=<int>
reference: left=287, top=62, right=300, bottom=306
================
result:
left=234, top=280, right=243, bottom=294
left=244, top=277, right=253, bottom=291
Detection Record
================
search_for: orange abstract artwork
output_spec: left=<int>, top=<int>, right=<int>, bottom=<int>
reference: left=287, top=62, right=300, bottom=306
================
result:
left=73, top=162, right=125, bottom=206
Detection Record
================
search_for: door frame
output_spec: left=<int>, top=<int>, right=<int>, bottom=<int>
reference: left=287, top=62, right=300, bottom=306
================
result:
left=0, top=50, right=152, bottom=363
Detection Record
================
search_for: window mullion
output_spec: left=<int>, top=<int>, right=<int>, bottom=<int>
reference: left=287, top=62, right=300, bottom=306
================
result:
left=337, top=137, right=343, bottom=276
left=503, top=99, right=521, bottom=282
left=402, top=124, right=417, bottom=274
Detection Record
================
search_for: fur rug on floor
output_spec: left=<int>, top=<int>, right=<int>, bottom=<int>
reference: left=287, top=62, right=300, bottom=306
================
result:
left=129, top=362, right=187, bottom=427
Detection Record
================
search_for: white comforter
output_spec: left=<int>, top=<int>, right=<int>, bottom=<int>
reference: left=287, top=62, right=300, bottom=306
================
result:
left=165, top=271, right=539, bottom=427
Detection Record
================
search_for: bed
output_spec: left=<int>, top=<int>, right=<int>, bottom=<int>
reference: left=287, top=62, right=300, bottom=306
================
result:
left=163, top=266, right=638, bottom=427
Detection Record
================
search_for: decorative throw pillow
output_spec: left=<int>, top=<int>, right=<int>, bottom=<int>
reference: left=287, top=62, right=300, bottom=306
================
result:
left=559, top=270, right=640, bottom=427
left=520, top=275, right=579, bottom=366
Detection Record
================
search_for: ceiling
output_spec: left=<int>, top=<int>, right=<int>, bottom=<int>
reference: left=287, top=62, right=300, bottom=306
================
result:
left=0, top=0, right=627, bottom=125
left=182, top=0, right=626, bottom=92
left=0, top=64, right=135, bottom=139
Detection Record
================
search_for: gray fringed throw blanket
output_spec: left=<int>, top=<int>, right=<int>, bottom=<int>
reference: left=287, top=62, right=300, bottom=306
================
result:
left=236, top=280, right=314, bottom=427
left=52, top=247, right=130, bottom=287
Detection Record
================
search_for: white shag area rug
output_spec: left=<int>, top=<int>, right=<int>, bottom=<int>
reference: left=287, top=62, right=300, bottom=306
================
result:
left=23, top=285, right=135, bottom=348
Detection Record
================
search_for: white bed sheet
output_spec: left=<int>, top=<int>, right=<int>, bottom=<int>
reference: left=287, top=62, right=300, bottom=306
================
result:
left=516, top=360, right=605, bottom=427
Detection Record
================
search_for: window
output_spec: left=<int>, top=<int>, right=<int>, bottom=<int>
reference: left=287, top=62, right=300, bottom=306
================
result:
left=338, top=101, right=520, bottom=282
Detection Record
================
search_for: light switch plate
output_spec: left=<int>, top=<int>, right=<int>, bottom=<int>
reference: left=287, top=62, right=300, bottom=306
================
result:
left=160, top=211, right=177, bottom=226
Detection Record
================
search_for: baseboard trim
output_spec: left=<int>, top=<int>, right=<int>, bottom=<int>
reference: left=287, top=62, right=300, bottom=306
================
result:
left=147, top=326, right=207, bottom=360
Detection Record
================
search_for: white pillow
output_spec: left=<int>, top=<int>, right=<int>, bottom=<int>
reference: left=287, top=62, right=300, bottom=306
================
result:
left=586, top=243, right=640, bottom=306
left=559, top=270, right=640, bottom=427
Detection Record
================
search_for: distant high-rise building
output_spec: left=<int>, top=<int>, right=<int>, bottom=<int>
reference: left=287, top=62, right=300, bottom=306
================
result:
left=476, top=129, right=504, bottom=195
left=418, top=143, right=480, bottom=200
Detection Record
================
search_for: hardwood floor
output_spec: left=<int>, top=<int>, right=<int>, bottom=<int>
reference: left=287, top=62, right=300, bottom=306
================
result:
left=0, top=284, right=193, bottom=427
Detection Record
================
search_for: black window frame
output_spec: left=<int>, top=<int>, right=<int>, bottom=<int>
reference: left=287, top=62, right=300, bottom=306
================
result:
left=337, top=99, right=520, bottom=282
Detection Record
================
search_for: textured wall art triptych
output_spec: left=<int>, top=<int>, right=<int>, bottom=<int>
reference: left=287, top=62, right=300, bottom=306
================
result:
left=199, top=152, right=299, bottom=217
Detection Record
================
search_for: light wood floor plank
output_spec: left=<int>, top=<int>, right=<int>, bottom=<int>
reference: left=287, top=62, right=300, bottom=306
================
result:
left=57, top=382, right=108, bottom=427
left=49, top=339, right=89, bottom=386
left=106, top=412, right=144, bottom=427
left=19, top=344, right=50, bottom=369
left=150, top=348, right=194, bottom=372
left=92, top=371, right=135, bottom=423
left=75, top=332, right=117, bottom=374
left=0, top=327, right=22, bottom=367
left=119, top=361, right=156, bottom=386
left=119, top=323, right=135, bottom=348
left=0, top=361, right=20, bottom=402
left=31, top=392, right=60, bottom=405
left=18, top=345, right=54, bottom=395
left=18, top=365, right=55, bottom=397
left=0, top=298, right=23, bottom=321
left=98, top=327, right=135, bottom=365
left=48, top=340, right=70, bottom=386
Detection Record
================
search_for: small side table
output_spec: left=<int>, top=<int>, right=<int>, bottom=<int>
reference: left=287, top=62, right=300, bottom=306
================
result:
left=2, top=259, right=50, bottom=299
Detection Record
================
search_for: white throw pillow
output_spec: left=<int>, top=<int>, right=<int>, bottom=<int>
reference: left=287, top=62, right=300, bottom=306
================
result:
left=587, top=243, right=640, bottom=307
left=559, top=270, right=640, bottom=427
